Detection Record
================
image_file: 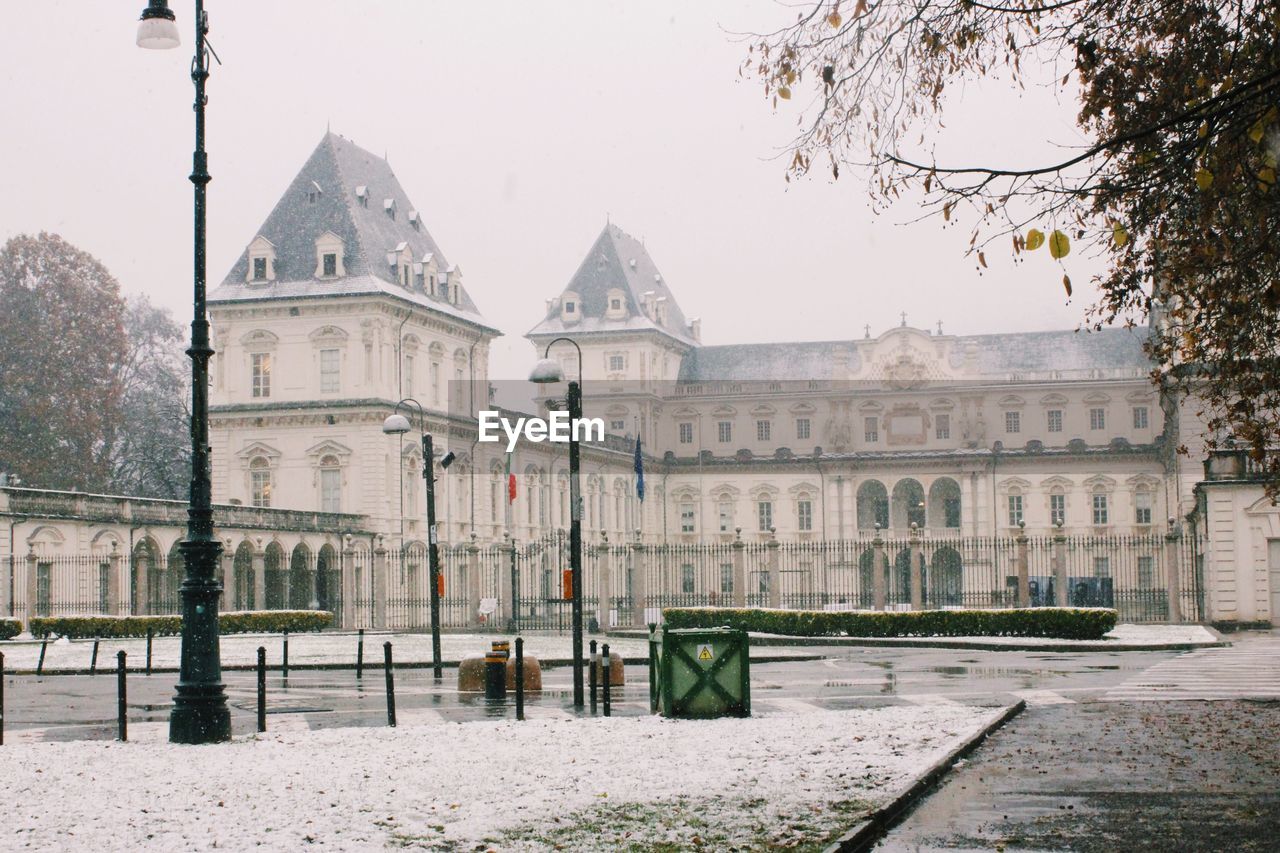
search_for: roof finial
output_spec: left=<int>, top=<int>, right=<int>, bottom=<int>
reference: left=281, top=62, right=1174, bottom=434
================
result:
left=900, top=311, right=908, bottom=327
left=936, top=319, right=944, bottom=335
left=864, top=323, right=871, bottom=339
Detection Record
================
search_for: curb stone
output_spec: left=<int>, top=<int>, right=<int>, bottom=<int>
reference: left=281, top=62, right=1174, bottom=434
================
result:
left=606, top=630, right=1227, bottom=653
left=822, top=700, right=1027, bottom=853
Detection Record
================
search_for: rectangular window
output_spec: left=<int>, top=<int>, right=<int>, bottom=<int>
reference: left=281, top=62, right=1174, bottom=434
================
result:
left=322, top=253, right=337, bottom=277
left=1005, top=411, right=1021, bottom=433
left=431, top=362, right=441, bottom=406
left=678, top=422, right=694, bottom=444
left=610, top=419, right=626, bottom=433
left=1050, top=493, right=1066, bottom=526
left=320, top=348, right=340, bottom=393
left=251, top=353, right=271, bottom=398
left=756, top=420, right=771, bottom=441
left=797, top=499, right=813, bottom=531
left=1007, top=494, right=1023, bottom=527
left=320, top=468, right=341, bottom=513
left=935, top=413, right=950, bottom=440
left=758, top=571, right=771, bottom=595
left=720, top=563, right=734, bottom=594
left=99, top=561, right=110, bottom=613
left=1137, top=556, right=1154, bottom=588
left=1047, top=409, right=1063, bottom=433
left=717, top=421, right=732, bottom=443
left=681, top=564, right=695, bottom=594
left=251, top=469, right=271, bottom=508
left=796, top=418, right=811, bottom=440
left=718, top=500, right=733, bottom=533
left=564, top=300, right=575, bottom=313
left=36, top=562, right=51, bottom=617
left=1133, top=406, right=1149, bottom=429
left=608, top=354, right=625, bottom=372
left=252, top=257, right=267, bottom=281
left=757, top=500, right=773, bottom=532
left=404, top=355, right=415, bottom=396
left=1090, top=408, right=1106, bottom=430
left=864, top=416, right=879, bottom=443
left=1092, top=493, right=1109, bottom=525
left=1135, top=491, right=1153, bottom=525
left=680, top=503, right=696, bottom=533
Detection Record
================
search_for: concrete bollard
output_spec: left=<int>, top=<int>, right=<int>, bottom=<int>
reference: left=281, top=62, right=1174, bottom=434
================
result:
left=484, top=650, right=507, bottom=701
left=592, top=651, right=625, bottom=687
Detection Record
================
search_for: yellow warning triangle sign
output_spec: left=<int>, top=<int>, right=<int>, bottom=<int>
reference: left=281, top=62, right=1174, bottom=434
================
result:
left=697, top=644, right=714, bottom=661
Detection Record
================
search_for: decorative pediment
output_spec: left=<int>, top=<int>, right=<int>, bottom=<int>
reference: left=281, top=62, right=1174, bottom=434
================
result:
left=1083, top=392, right=1112, bottom=405
left=710, top=483, right=741, bottom=500
left=1084, top=474, right=1117, bottom=491
left=306, top=440, right=353, bottom=463
left=1040, top=393, right=1069, bottom=406
left=670, top=485, right=700, bottom=501
left=858, top=400, right=884, bottom=413
left=929, top=397, right=955, bottom=411
left=672, top=406, right=699, bottom=418
left=787, top=481, right=819, bottom=496
left=1126, top=473, right=1161, bottom=489
left=998, top=395, right=1025, bottom=408
left=789, top=402, right=817, bottom=415
left=240, top=329, right=279, bottom=348
left=750, top=404, right=777, bottom=417
left=309, top=325, right=349, bottom=345
left=1126, top=389, right=1155, bottom=403
left=748, top=483, right=779, bottom=500
left=1039, top=475, right=1074, bottom=491
left=237, top=441, right=282, bottom=464
left=999, top=476, right=1033, bottom=493
left=712, top=405, right=737, bottom=417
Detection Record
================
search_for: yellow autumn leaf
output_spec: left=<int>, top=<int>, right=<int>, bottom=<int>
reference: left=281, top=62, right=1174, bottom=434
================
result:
left=827, top=11, right=843, bottom=28
left=1259, top=167, right=1277, bottom=185
left=778, top=86, right=792, bottom=100
left=1112, top=222, right=1128, bottom=247
left=1195, top=168, right=1214, bottom=190
left=1250, top=122, right=1266, bottom=144
left=1197, top=122, right=1208, bottom=138
left=785, top=70, right=797, bottom=85
left=1025, top=228, right=1045, bottom=250
left=1062, top=274, right=1072, bottom=297
left=1048, top=230, right=1070, bottom=259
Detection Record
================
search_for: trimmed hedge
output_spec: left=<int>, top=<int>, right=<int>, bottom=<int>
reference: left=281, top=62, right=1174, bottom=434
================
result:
left=27, top=610, right=332, bottom=640
left=0, top=618, right=22, bottom=640
left=662, top=606, right=1118, bottom=640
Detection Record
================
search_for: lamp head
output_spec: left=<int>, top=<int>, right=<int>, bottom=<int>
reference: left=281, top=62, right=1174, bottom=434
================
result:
left=136, top=0, right=180, bottom=49
left=439, top=451, right=456, bottom=470
left=382, top=413, right=412, bottom=435
left=528, top=357, right=565, bottom=384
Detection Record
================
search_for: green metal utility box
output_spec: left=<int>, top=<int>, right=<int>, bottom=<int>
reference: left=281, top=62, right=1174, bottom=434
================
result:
left=650, top=626, right=751, bottom=719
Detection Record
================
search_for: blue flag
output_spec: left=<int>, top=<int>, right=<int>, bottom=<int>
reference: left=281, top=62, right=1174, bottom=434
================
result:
left=634, top=434, right=645, bottom=502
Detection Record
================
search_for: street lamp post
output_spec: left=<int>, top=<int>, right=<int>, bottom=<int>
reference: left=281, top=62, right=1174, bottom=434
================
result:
left=383, top=399, right=453, bottom=680
left=137, top=0, right=231, bottom=744
left=529, top=338, right=585, bottom=709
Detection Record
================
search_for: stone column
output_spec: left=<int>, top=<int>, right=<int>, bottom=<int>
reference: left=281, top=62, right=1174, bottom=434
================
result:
left=766, top=531, right=781, bottom=610
left=872, top=525, right=886, bottom=611
left=252, top=546, right=266, bottom=612
left=1015, top=522, right=1030, bottom=608
left=1053, top=524, right=1068, bottom=607
left=341, top=535, right=356, bottom=630
left=596, top=537, right=611, bottom=631
left=372, top=538, right=388, bottom=628
left=136, top=551, right=151, bottom=616
left=731, top=528, right=746, bottom=608
left=25, top=548, right=38, bottom=624
left=108, top=542, right=123, bottom=617
left=631, top=536, right=649, bottom=628
left=1164, top=520, right=1183, bottom=624
left=909, top=523, right=924, bottom=610
left=499, top=534, right=516, bottom=630
left=220, top=539, right=235, bottom=612
left=466, top=535, right=482, bottom=628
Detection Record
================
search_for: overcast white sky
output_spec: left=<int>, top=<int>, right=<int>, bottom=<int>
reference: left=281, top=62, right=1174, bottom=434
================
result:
left=0, top=1, right=1109, bottom=380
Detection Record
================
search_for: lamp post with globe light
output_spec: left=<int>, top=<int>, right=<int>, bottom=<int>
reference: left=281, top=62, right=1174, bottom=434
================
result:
left=382, top=399, right=453, bottom=679
left=136, top=0, right=231, bottom=744
left=529, top=338, right=585, bottom=709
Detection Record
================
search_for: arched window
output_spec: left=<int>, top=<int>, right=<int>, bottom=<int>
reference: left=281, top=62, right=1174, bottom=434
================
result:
left=250, top=457, right=272, bottom=508
left=857, top=480, right=889, bottom=530
left=891, top=479, right=927, bottom=530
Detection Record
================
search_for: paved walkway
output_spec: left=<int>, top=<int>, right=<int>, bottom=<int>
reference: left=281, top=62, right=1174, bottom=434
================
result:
left=1102, top=636, right=1280, bottom=702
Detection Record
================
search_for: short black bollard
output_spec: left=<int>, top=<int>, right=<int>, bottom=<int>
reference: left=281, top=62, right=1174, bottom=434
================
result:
left=36, top=638, right=48, bottom=676
left=116, top=651, right=127, bottom=742
left=356, top=628, right=365, bottom=680
left=648, top=622, right=659, bottom=714
left=1, top=650, right=6, bottom=746
left=257, top=646, right=267, bottom=733
left=515, top=637, right=525, bottom=721
left=90, top=639, right=100, bottom=676
left=282, top=631, right=289, bottom=679
left=589, top=639, right=599, bottom=714
left=484, top=650, right=506, bottom=702
left=601, top=643, right=612, bottom=717
left=383, top=642, right=396, bottom=727
left=145, top=628, right=153, bottom=677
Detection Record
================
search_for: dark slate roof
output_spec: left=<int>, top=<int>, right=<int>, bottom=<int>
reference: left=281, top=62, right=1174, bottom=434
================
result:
left=950, top=327, right=1152, bottom=373
left=211, top=132, right=493, bottom=330
left=527, top=224, right=698, bottom=346
left=678, top=341, right=861, bottom=382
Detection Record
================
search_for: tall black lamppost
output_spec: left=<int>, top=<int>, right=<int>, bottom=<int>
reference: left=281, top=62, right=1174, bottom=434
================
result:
left=529, top=338, right=585, bottom=709
left=137, top=0, right=230, bottom=744
left=383, top=399, right=453, bottom=679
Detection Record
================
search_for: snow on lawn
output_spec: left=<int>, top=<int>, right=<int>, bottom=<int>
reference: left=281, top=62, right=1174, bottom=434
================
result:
left=754, top=622, right=1219, bottom=648
left=0, top=704, right=1000, bottom=852
left=0, top=632, right=654, bottom=672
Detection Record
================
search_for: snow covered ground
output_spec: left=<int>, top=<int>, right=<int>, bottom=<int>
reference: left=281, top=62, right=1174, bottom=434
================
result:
left=0, top=704, right=1002, bottom=851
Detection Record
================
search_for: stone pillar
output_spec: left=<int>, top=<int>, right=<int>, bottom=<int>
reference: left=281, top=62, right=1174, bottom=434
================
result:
left=766, top=531, right=781, bottom=610
left=108, top=542, right=123, bottom=617
left=1165, top=520, right=1183, bottom=624
left=631, top=535, right=648, bottom=627
left=872, top=525, right=886, bottom=611
left=731, top=528, right=746, bottom=608
left=596, top=537, right=611, bottom=631
left=252, top=547, right=266, bottom=612
left=909, top=523, right=924, bottom=610
left=136, top=551, right=151, bottom=616
left=372, top=538, right=388, bottom=628
left=25, top=548, right=38, bottom=624
left=341, top=536, right=357, bottom=630
left=499, top=534, right=516, bottom=630
left=1053, top=524, right=1068, bottom=607
left=1015, top=522, right=1030, bottom=608
left=466, top=535, right=482, bottom=628
left=220, top=539, right=235, bottom=612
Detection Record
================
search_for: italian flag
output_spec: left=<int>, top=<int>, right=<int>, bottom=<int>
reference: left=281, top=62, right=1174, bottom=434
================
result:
left=505, top=449, right=517, bottom=503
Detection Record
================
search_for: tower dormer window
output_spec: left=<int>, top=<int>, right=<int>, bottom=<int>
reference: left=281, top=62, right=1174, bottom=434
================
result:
left=384, top=198, right=396, bottom=220
left=314, top=231, right=345, bottom=279
left=245, top=236, right=276, bottom=284
left=323, top=253, right=336, bottom=277
left=565, top=301, right=576, bottom=313
left=253, top=257, right=267, bottom=281
left=355, top=185, right=368, bottom=208
left=611, top=299, right=621, bottom=310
